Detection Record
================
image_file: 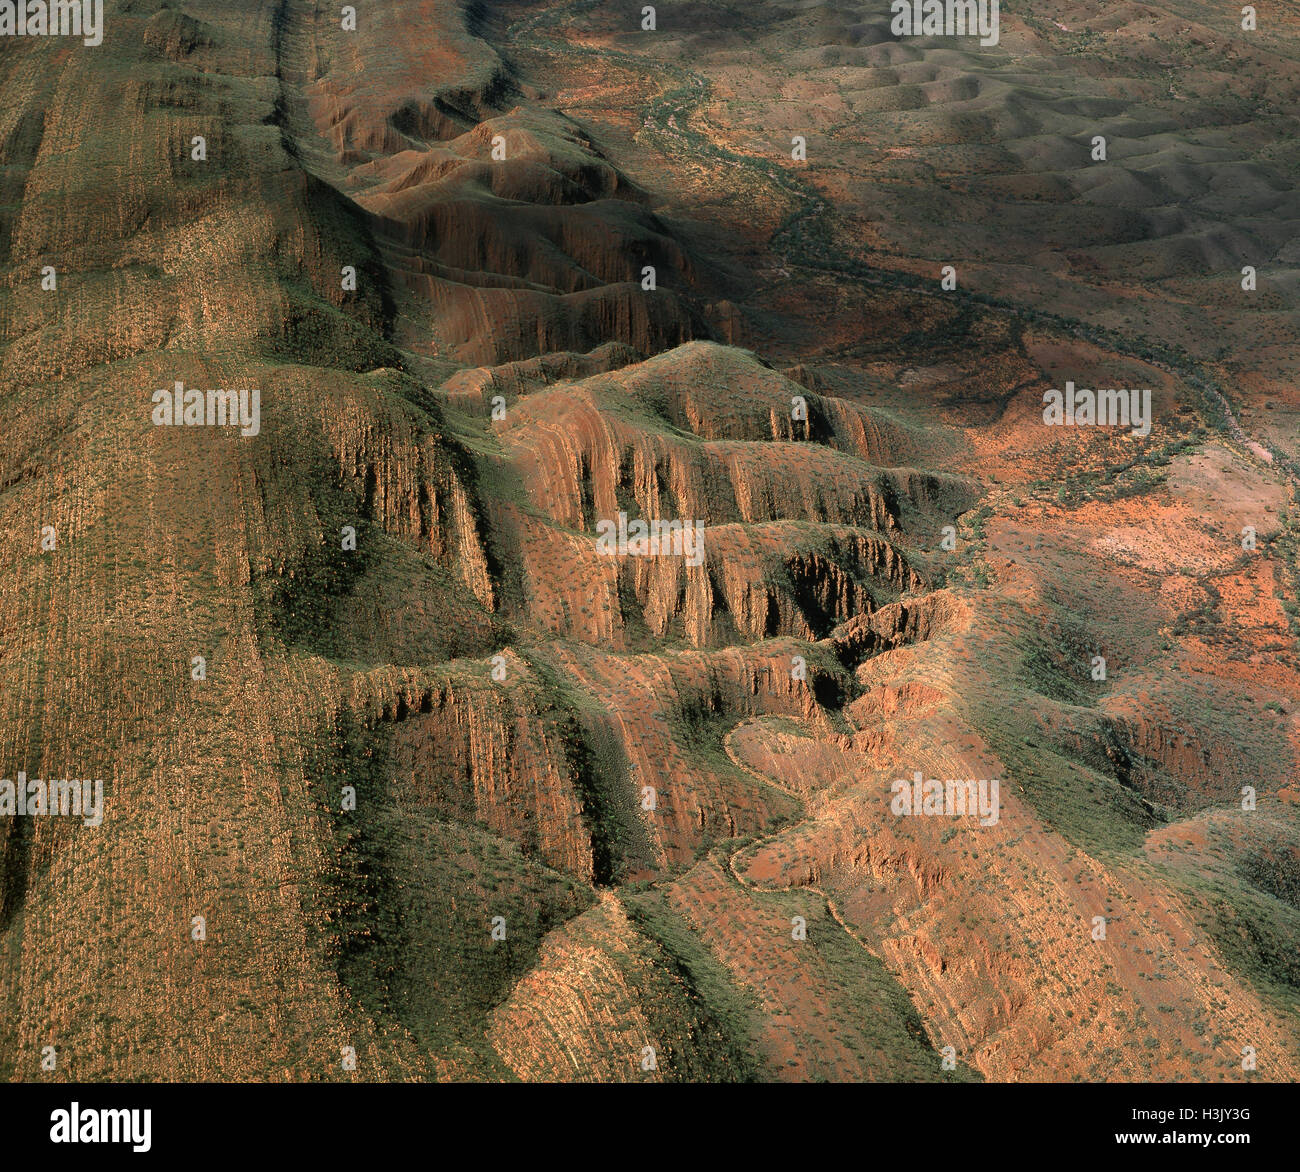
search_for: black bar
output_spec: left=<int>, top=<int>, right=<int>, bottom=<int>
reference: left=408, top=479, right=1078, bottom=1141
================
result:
left=1, top=1080, right=1289, bottom=1159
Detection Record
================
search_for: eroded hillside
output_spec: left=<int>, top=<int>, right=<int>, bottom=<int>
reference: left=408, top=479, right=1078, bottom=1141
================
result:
left=0, top=0, right=1296, bottom=1082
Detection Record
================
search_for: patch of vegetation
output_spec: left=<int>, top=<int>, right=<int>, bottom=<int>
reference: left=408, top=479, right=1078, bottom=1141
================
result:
left=623, top=890, right=766, bottom=1080
left=301, top=701, right=594, bottom=1076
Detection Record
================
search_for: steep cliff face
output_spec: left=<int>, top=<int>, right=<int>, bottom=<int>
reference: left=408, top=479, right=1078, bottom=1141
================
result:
left=494, top=343, right=964, bottom=530
left=319, top=375, right=497, bottom=611
left=374, top=667, right=598, bottom=881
